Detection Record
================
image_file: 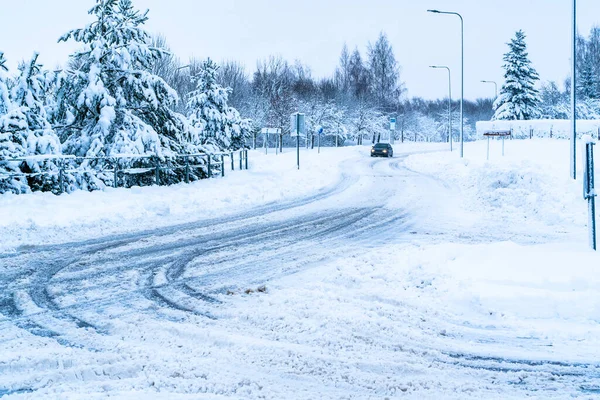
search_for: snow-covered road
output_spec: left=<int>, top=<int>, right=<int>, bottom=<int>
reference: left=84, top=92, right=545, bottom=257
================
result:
left=1, top=143, right=599, bottom=399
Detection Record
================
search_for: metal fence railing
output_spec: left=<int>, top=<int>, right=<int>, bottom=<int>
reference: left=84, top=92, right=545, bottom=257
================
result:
left=0, top=149, right=249, bottom=194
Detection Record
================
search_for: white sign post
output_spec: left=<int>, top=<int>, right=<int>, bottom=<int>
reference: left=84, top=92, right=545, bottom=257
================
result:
left=290, top=113, right=306, bottom=170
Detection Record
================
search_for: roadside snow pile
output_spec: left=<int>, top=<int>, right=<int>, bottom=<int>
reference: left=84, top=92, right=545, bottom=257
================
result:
left=405, top=139, right=587, bottom=233
left=0, top=147, right=359, bottom=251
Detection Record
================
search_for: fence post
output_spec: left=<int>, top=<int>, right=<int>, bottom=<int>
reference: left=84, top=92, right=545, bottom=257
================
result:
left=584, top=141, right=597, bottom=250
left=113, top=158, right=119, bottom=188
left=207, top=155, right=212, bottom=178
left=221, top=155, right=225, bottom=177
left=245, top=150, right=248, bottom=170
left=58, top=160, right=64, bottom=194
left=231, top=152, right=234, bottom=170
left=185, top=156, right=190, bottom=183
left=155, top=157, right=160, bottom=185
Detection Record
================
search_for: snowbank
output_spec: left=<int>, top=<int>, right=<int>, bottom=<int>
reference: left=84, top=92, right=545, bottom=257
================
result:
left=405, top=139, right=590, bottom=239
left=0, top=147, right=358, bottom=251
left=476, top=119, right=600, bottom=139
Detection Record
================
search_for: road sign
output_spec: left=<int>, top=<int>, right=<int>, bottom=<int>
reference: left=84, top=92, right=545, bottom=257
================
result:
left=390, top=117, right=396, bottom=131
left=318, top=126, right=324, bottom=135
left=290, top=113, right=306, bottom=137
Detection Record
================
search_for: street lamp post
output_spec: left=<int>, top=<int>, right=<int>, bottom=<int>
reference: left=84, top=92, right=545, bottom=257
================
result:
left=430, top=66, right=452, bottom=151
left=428, top=9, right=464, bottom=158
left=571, top=0, right=577, bottom=180
left=480, top=80, right=498, bottom=99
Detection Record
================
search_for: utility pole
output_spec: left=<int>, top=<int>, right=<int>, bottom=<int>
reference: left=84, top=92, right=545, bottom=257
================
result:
left=571, top=0, right=577, bottom=179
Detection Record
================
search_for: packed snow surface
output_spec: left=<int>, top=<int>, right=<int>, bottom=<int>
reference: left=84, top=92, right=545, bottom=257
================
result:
left=1, top=140, right=599, bottom=399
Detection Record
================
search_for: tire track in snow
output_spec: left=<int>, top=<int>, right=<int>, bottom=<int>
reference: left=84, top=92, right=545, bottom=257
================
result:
left=0, top=165, right=362, bottom=344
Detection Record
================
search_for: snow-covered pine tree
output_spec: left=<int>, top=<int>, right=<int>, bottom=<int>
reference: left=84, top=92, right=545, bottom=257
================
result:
left=493, top=30, right=541, bottom=120
left=578, top=57, right=600, bottom=100
left=0, top=52, right=29, bottom=194
left=57, top=0, right=192, bottom=188
left=10, top=53, right=62, bottom=192
left=187, top=58, right=249, bottom=150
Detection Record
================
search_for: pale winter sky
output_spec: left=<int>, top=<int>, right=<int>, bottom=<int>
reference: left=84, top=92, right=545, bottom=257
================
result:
left=1, top=0, right=599, bottom=100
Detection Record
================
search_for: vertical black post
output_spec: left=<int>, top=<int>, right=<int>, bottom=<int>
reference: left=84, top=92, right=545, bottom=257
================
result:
left=185, top=156, right=190, bottom=183
left=113, top=158, right=118, bottom=188
left=207, top=156, right=212, bottom=178
left=239, top=151, right=243, bottom=170
left=245, top=150, right=248, bottom=169
left=231, top=152, right=234, bottom=170
left=221, top=155, right=225, bottom=177
left=279, top=134, right=283, bottom=153
left=155, top=158, right=160, bottom=185
left=585, top=142, right=597, bottom=250
left=58, top=160, right=64, bottom=194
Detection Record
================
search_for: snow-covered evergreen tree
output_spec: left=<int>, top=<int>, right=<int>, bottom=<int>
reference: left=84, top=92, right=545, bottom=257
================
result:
left=11, top=53, right=62, bottom=192
left=187, top=58, right=249, bottom=150
left=57, top=0, right=193, bottom=188
left=0, top=52, right=29, bottom=194
left=578, top=57, right=600, bottom=100
left=493, top=30, right=541, bottom=120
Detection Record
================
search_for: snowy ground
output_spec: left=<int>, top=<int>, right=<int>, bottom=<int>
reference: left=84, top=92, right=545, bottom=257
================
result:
left=1, top=140, right=600, bottom=399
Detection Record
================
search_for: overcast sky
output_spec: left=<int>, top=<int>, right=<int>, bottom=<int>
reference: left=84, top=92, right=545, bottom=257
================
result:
left=1, top=0, right=599, bottom=100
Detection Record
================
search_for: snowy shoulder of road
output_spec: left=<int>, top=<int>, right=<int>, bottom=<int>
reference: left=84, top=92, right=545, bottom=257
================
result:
left=0, top=147, right=359, bottom=251
left=404, top=139, right=589, bottom=239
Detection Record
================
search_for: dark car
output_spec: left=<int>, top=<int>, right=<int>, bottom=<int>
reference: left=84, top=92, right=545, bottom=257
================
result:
left=370, top=143, right=393, bottom=157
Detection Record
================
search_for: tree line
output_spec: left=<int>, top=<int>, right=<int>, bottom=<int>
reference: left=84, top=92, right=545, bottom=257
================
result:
left=0, top=0, right=250, bottom=194
left=2, top=0, right=599, bottom=195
